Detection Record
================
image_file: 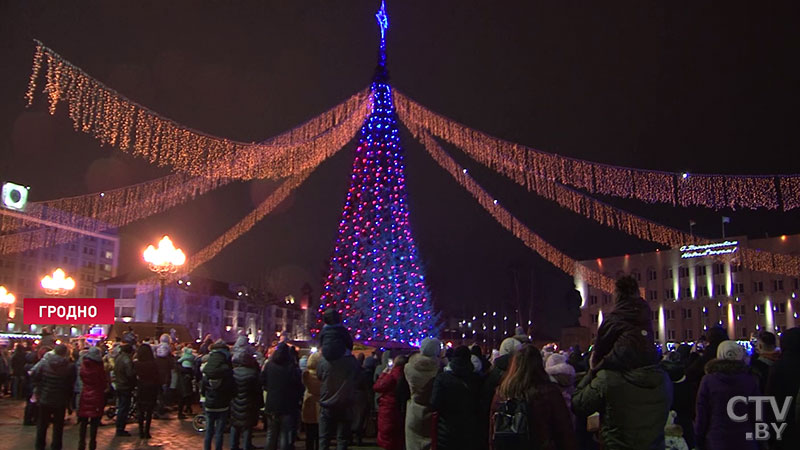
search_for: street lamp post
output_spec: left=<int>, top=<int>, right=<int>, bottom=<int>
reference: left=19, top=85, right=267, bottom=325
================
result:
left=0, top=286, right=15, bottom=332
left=40, top=268, right=75, bottom=335
left=143, top=236, right=185, bottom=337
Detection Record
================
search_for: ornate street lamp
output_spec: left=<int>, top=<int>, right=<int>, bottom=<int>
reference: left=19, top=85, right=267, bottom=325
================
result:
left=41, top=268, right=76, bottom=296
left=143, top=235, right=186, bottom=337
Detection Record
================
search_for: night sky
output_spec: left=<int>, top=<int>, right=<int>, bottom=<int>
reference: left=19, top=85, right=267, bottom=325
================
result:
left=2, top=1, right=799, bottom=338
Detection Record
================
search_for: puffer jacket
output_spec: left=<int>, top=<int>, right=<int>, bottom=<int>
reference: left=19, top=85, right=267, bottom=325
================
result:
left=77, top=358, right=107, bottom=418
left=572, top=365, right=672, bottom=450
left=135, top=359, right=161, bottom=408
left=230, top=365, right=263, bottom=428
left=317, top=353, right=360, bottom=410
left=302, top=354, right=322, bottom=424
left=430, top=358, right=482, bottom=450
left=113, top=351, right=136, bottom=392
left=373, top=364, right=406, bottom=450
left=694, top=358, right=759, bottom=450
left=202, top=347, right=234, bottom=411
left=262, top=344, right=303, bottom=414
left=31, top=352, right=76, bottom=408
left=404, top=353, right=440, bottom=450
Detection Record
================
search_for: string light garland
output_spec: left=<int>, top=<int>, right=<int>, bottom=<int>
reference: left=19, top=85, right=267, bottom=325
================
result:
left=407, top=124, right=800, bottom=278
left=25, top=41, right=370, bottom=180
left=414, top=129, right=618, bottom=295
left=394, top=90, right=799, bottom=211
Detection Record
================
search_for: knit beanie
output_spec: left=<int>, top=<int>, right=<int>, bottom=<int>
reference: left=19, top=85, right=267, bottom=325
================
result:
left=85, top=346, right=103, bottom=363
left=499, top=337, right=522, bottom=356
left=717, top=340, right=745, bottom=361
left=420, top=338, right=442, bottom=358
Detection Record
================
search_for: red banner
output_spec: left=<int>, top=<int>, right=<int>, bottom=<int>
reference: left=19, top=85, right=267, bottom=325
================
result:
left=23, top=298, right=115, bottom=325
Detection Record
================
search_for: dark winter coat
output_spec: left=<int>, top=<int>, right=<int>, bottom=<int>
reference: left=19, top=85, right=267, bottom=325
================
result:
left=373, top=365, right=406, bottom=450
left=155, top=354, right=175, bottom=387
left=490, top=383, right=578, bottom=450
left=481, top=353, right=511, bottom=419
left=261, top=344, right=303, bottom=415
left=30, top=352, right=76, bottom=408
left=317, top=353, right=361, bottom=410
left=11, top=348, right=27, bottom=376
left=660, top=359, right=695, bottom=449
left=319, top=323, right=353, bottom=362
left=113, top=351, right=136, bottom=392
left=134, top=359, right=161, bottom=408
left=572, top=365, right=671, bottom=450
left=202, top=347, right=234, bottom=412
left=766, top=327, right=800, bottom=450
left=694, top=359, right=759, bottom=450
left=177, top=366, right=194, bottom=399
left=77, top=358, right=107, bottom=418
left=231, top=365, right=263, bottom=428
left=750, top=350, right=779, bottom=393
left=430, top=357, right=483, bottom=450
left=591, top=294, right=658, bottom=372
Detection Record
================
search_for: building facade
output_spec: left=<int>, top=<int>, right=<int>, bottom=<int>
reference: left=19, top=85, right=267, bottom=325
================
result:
left=0, top=227, right=119, bottom=336
left=577, top=234, right=800, bottom=345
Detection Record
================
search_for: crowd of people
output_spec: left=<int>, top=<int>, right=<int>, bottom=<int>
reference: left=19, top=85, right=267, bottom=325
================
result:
left=1, top=275, right=799, bottom=450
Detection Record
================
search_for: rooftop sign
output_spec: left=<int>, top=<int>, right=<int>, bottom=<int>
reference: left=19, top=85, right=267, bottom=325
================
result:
left=680, top=240, right=739, bottom=259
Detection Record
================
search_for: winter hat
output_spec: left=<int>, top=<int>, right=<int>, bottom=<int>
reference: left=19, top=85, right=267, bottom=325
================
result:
left=306, top=351, right=321, bottom=372
left=499, top=337, right=522, bottom=356
left=471, top=354, right=482, bottom=373
left=420, top=338, right=442, bottom=358
left=716, top=340, right=745, bottom=361
left=182, top=346, right=194, bottom=357
left=323, top=308, right=341, bottom=325
left=53, top=344, right=67, bottom=357
left=545, top=353, right=568, bottom=368
left=159, top=333, right=171, bottom=344
left=85, top=346, right=103, bottom=363
left=235, top=334, right=249, bottom=348
left=210, top=339, right=228, bottom=350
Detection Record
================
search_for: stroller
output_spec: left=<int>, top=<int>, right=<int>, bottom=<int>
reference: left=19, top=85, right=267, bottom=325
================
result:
left=104, top=392, right=138, bottom=423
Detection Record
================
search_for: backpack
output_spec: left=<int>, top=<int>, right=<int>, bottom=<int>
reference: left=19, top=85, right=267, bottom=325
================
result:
left=492, top=397, right=532, bottom=449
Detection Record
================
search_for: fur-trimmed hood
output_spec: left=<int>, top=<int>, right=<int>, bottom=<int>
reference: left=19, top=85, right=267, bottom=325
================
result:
left=704, top=358, right=749, bottom=375
left=545, top=362, right=576, bottom=387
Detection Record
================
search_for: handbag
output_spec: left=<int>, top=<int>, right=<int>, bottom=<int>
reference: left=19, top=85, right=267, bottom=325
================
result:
left=586, top=412, right=600, bottom=432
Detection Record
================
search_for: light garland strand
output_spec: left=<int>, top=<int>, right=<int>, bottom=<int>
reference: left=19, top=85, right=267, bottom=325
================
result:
left=408, top=123, right=800, bottom=279
left=26, top=41, right=370, bottom=180
left=137, top=169, right=313, bottom=293
left=414, top=129, right=618, bottom=294
left=395, top=90, right=798, bottom=211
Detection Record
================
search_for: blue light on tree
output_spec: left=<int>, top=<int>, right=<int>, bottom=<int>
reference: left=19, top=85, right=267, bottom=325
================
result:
left=315, top=1, right=438, bottom=344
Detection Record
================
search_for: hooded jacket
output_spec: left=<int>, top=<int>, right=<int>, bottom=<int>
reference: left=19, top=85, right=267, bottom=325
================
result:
left=113, top=349, right=136, bottom=392
left=573, top=365, right=672, bottom=450
left=261, top=343, right=303, bottom=414
left=404, top=352, right=441, bottom=450
left=202, top=344, right=234, bottom=411
left=430, top=354, right=482, bottom=450
left=77, top=357, right=108, bottom=418
left=766, top=327, right=800, bottom=449
left=31, top=351, right=76, bottom=408
left=693, top=359, right=759, bottom=450
left=302, top=352, right=322, bottom=424
left=317, top=353, right=360, bottom=410
left=591, top=293, right=658, bottom=373
left=230, top=363, right=263, bottom=428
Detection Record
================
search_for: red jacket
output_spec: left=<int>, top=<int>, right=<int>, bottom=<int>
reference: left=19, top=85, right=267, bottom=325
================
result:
left=374, top=365, right=406, bottom=450
left=78, top=358, right=108, bottom=418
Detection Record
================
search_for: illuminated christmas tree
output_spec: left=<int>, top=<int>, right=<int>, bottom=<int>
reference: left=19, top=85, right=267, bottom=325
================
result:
left=317, top=1, right=438, bottom=344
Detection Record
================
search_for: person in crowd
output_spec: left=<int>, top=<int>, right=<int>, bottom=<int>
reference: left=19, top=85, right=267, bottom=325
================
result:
left=230, top=346, right=263, bottom=450
left=261, top=341, right=303, bottom=450
left=544, top=352, right=577, bottom=425
left=352, top=353, right=376, bottom=446
left=113, top=342, right=135, bottom=437
left=155, top=333, right=175, bottom=417
left=134, top=344, right=160, bottom=439
left=317, top=334, right=361, bottom=450
left=470, top=344, right=490, bottom=376
left=766, top=327, right=800, bottom=449
left=31, top=344, right=76, bottom=450
left=430, top=346, right=482, bottom=450
left=572, top=277, right=670, bottom=449
left=373, top=355, right=408, bottom=450
left=480, top=336, right=523, bottom=444
left=199, top=335, right=213, bottom=355
left=374, top=351, right=391, bottom=383
left=302, top=351, right=323, bottom=450
left=202, top=339, right=234, bottom=450
left=177, top=345, right=197, bottom=419
left=404, top=337, right=442, bottom=450
left=750, top=331, right=779, bottom=392
left=11, top=342, right=28, bottom=399
left=686, top=326, right=728, bottom=387
left=319, top=308, right=354, bottom=362
left=694, top=340, right=759, bottom=450
left=76, top=346, right=107, bottom=450
left=660, top=351, right=695, bottom=449
left=489, top=345, right=576, bottom=450
left=589, top=276, right=658, bottom=374
left=0, top=346, right=10, bottom=397
left=23, top=348, right=39, bottom=425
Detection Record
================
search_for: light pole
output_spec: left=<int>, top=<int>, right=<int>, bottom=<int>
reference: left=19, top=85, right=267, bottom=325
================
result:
left=40, top=268, right=75, bottom=335
left=0, top=285, right=15, bottom=332
left=143, top=236, right=185, bottom=337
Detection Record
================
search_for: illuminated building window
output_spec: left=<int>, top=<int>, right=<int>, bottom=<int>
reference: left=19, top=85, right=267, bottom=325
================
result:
left=683, top=287, right=691, bottom=298
left=665, top=289, right=675, bottom=300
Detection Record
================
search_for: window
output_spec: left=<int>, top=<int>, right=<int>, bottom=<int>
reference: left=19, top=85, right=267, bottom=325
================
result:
left=120, top=307, right=135, bottom=317
left=225, top=300, right=234, bottom=311
left=225, top=318, right=233, bottom=327
left=101, top=264, right=112, bottom=272
left=666, top=310, right=675, bottom=320
left=84, top=261, right=95, bottom=269
left=683, top=287, right=692, bottom=298
left=742, top=327, right=748, bottom=339
left=698, top=286, right=709, bottom=297
left=731, top=264, right=741, bottom=273
left=779, top=303, right=786, bottom=314
left=648, top=290, right=658, bottom=301
left=759, top=303, right=766, bottom=316
left=667, top=329, right=676, bottom=340
left=733, top=283, right=745, bottom=294
left=682, top=308, right=692, bottom=319
left=679, top=267, right=689, bottom=278
left=665, top=268, right=673, bottom=279
left=647, top=268, right=657, bottom=281
left=664, top=289, right=675, bottom=300
left=772, top=280, right=784, bottom=291
left=695, top=265, right=707, bottom=276
left=104, top=251, right=114, bottom=260
left=602, top=294, right=610, bottom=305
left=753, top=281, right=764, bottom=292
left=684, top=329, right=694, bottom=340
left=121, top=287, right=136, bottom=298
left=589, top=295, right=598, bottom=306
left=712, top=263, right=724, bottom=275
left=652, top=311, right=659, bottom=321
left=736, top=305, right=746, bottom=316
